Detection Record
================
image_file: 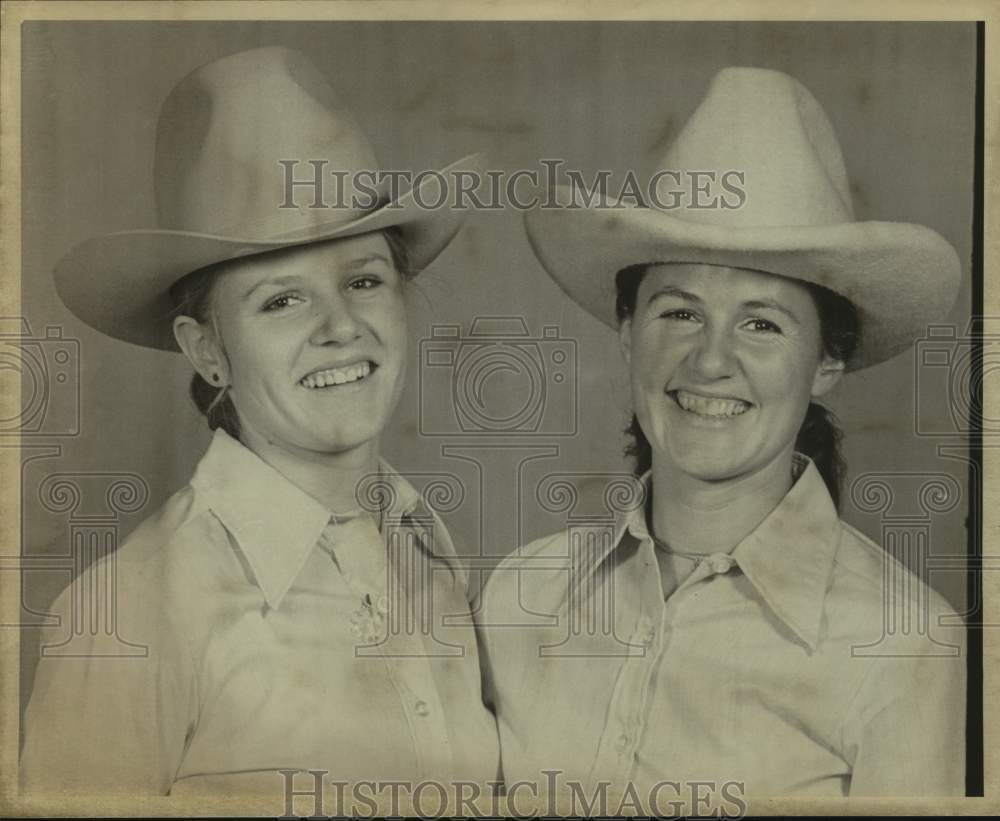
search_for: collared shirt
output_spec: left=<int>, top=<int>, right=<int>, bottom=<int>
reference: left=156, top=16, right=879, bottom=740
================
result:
left=21, top=429, right=499, bottom=796
left=477, top=456, right=966, bottom=799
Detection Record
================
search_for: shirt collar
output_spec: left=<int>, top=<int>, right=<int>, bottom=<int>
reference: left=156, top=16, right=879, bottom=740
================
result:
left=612, top=454, right=840, bottom=651
left=189, top=429, right=425, bottom=610
left=728, top=456, right=841, bottom=651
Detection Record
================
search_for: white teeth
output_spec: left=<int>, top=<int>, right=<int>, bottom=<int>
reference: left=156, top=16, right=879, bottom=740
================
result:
left=674, top=389, right=749, bottom=418
left=300, top=361, right=371, bottom=388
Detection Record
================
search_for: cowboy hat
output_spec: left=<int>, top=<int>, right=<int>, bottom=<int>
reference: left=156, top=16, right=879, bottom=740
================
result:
left=523, top=66, right=961, bottom=371
left=54, top=45, right=484, bottom=351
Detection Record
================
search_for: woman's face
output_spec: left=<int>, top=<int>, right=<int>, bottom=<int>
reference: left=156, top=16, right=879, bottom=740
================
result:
left=619, top=263, right=844, bottom=483
left=203, top=232, right=408, bottom=459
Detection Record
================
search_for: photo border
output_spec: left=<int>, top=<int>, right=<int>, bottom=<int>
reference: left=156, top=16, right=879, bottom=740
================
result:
left=0, top=1, right=995, bottom=816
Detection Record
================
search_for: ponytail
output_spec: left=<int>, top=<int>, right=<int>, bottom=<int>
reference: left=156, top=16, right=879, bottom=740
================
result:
left=794, top=401, right=846, bottom=509
left=189, top=370, right=242, bottom=440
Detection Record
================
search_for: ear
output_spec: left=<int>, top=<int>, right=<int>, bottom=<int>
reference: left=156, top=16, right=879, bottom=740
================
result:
left=811, top=353, right=845, bottom=398
left=173, top=314, right=229, bottom=385
left=618, top=317, right=632, bottom=366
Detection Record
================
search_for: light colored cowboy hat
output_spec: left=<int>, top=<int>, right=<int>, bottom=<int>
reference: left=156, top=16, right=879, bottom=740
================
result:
left=523, top=66, right=961, bottom=371
left=54, top=45, right=484, bottom=351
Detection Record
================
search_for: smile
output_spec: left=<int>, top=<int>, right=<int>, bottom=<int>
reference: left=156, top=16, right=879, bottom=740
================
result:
left=670, top=389, right=750, bottom=418
left=299, top=361, right=373, bottom=389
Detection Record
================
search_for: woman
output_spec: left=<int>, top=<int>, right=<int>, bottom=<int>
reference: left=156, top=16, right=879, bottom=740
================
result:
left=478, top=67, right=966, bottom=801
left=20, top=46, right=499, bottom=798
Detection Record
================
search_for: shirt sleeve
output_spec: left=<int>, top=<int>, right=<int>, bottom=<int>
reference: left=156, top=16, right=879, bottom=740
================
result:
left=466, top=568, right=490, bottom=695
left=840, top=631, right=967, bottom=796
left=469, top=574, right=505, bottom=787
left=19, top=558, right=198, bottom=796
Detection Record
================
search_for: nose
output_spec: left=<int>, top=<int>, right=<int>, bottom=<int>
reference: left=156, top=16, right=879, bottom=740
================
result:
left=308, top=292, right=363, bottom=346
left=687, top=324, right=737, bottom=380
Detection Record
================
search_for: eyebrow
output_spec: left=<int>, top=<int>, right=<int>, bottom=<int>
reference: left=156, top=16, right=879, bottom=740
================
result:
left=343, top=252, right=393, bottom=271
left=645, top=288, right=801, bottom=323
left=241, top=253, right=394, bottom=300
left=644, top=286, right=702, bottom=304
left=741, top=298, right=802, bottom=324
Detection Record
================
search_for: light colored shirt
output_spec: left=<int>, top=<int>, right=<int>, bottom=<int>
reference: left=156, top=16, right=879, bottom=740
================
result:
left=477, top=456, right=966, bottom=799
left=21, top=429, right=499, bottom=796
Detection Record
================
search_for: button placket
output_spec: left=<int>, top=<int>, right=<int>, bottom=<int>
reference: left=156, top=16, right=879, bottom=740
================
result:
left=324, top=516, right=456, bottom=781
left=392, top=526, right=457, bottom=778
left=589, top=548, right=665, bottom=787
left=623, top=545, right=674, bottom=785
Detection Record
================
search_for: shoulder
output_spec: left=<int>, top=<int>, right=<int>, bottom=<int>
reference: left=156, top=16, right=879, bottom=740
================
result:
left=824, top=518, right=964, bottom=652
left=832, top=519, right=955, bottom=607
left=48, top=482, right=234, bottom=634
left=479, top=529, right=579, bottom=622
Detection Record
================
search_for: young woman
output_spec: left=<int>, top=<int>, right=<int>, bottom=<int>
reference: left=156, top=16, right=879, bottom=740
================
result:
left=20, top=46, right=499, bottom=797
left=479, top=67, right=966, bottom=800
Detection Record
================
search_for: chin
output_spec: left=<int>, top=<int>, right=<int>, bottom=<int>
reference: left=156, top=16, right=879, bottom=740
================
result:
left=314, top=430, right=381, bottom=454
left=664, top=447, right=752, bottom=483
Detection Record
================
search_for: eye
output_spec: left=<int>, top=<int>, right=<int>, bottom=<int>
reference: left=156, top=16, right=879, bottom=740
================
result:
left=744, top=317, right=782, bottom=333
left=261, top=293, right=305, bottom=312
left=348, top=274, right=384, bottom=291
left=659, top=308, right=699, bottom=322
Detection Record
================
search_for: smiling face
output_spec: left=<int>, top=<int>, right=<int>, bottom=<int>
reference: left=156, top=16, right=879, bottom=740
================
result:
left=619, top=263, right=844, bottom=485
left=183, top=231, right=409, bottom=462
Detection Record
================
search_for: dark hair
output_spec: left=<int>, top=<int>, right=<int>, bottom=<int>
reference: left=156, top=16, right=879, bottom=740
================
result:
left=169, top=226, right=413, bottom=441
left=615, top=263, right=861, bottom=509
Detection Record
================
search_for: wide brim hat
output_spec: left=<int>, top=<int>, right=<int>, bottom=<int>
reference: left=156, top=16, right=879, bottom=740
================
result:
left=54, top=46, right=484, bottom=351
left=524, top=67, right=962, bottom=371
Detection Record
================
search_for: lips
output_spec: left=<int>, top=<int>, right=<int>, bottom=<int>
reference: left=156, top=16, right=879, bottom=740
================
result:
left=299, top=360, right=374, bottom=389
left=669, top=389, right=750, bottom=418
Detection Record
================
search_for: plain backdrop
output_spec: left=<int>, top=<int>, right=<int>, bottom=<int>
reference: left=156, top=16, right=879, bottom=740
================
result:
left=16, top=21, right=977, bottom=711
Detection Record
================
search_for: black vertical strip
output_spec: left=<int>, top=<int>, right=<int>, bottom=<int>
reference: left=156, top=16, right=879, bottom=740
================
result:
left=966, top=19, right=985, bottom=798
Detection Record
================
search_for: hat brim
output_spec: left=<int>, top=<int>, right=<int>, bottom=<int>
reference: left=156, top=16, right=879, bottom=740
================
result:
left=525, top=187, right=962, bottom=371
left=55, top=154, right=485, bottom=350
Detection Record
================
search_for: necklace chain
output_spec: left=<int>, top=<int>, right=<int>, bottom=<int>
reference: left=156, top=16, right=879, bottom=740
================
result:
left=328, top=472, right=388, bottom=532
left=649, top=534, right=708, bottom=563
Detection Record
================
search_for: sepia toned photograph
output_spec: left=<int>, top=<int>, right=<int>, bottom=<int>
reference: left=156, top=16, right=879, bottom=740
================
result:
left=0, top=3, right=993, bottom=817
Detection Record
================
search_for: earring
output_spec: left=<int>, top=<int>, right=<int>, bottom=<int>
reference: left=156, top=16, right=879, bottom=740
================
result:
left=211, top=373, right=221, bottom=383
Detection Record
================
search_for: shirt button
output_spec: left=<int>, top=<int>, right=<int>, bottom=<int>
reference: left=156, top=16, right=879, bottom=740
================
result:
left=709, top=555, right=734, bottom=575
left=615, top=733, right=630, bottom=751
left=414, top=700, right=430, bottom=717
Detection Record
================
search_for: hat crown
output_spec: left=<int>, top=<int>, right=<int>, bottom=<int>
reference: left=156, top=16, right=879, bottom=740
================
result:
left=659, top=67, right=854, bottom=228
left=154, top=46, right=378, bottom=238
